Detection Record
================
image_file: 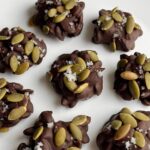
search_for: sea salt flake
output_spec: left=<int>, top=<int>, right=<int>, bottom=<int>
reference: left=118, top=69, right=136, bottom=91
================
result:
left=86, top=61, right=93, bottom=67
left=1, top=102, right=8, bottom=113
left=113, top=33, right=119, bottom=38
left=44, top=9, right=48, bottom=13
left=46, top=0, right=53, bottom=5
left=105, top=16, right=111, bottom=21
left=125, top=141, right=131, bottom=150
left=34, top=142, right=43, bottom=150
left=66, top=60, right=73, bottom=65
left=131, top=137, right=136, bottom=144
left=97, top=20, right=101, bottom=26
left=47, top=122, right=54, bottom=128
left=64, top=68, right=77, bottom=81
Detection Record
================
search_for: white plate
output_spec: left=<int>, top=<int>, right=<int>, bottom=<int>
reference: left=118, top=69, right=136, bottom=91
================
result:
left=0, top=0, right=150, bottom=149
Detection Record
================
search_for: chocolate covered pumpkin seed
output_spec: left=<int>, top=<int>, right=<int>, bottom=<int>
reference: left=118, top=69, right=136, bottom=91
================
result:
left=133, top=112, right=150, bottom=121
left=72, top=115, right=88, bottom=125
left=10, top=55, right=18, bottom=72
left=7, top=93, right=24, bottom=102
left=0, top=88, right=7, bottom=100
left=126, top=16, right=135, bottom=34
left=11, top=33, right=24, bottom=45
left=120, top=71, right=138, bottom=80
left=33, top=126, right=44, bottom=140
left=134, top=131, right=145, bottom=148
left=145, top=72, right=150, bottom=90
left=0, top=78, right=7, bottom=88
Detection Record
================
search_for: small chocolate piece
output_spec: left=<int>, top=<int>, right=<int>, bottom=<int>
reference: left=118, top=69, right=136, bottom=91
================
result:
left=47, top=50, right=104, bottom=108
left=34, top=0, right=85, bottom=40
left=92, top=7, right=143, bottom=52
left=97, top=107, right=150, bottom=150
left=114, top=52, right=150, bottom=105
left=0, top=78, right=33, bottom=132
left=18, top=111, right=91, bottom=150
left=0, top=27, right=47, bottom=74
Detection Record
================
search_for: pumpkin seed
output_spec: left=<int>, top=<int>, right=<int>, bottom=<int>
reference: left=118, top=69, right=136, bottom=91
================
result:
left=134, top=23, right=141, bottom=30
left=11, top=33, right=24, bottom=45
left=120, top=107, right=132, bottom=114
left=0, top=78, right=7, bottom=88
left=7, top=93, right=24, bottom=102
left=134, top=131, right=145, bottom=148
left=48, top=8, right=57, bottom=17
left=112, top=7, right=118, bottom=13
left=72, top=115, right=87, bottom=125
left=110, top=39, right=116, bottom=52
left=98, top=15, right=107, bottom=22
left=120, top=71, right=138, bottom=80
left=16, top=62, right=30, bottom=75
left=0, top=127, right=9, bottom=132
left=67, top=147, right=80, bottom=150
left=78, top=69, right=90, bottom=82
left=117, top=59, right=128, bottom=68
left=143, top=62, right=150, bottom=71
left=55, top=127, right=66, bottom=147
left=25, top=40, right=34, bottom=55
left=63, top=76, right=77, bottom=91
left=111, top=120, right=122, bottom=130
left=0, top=35, right=10, bottom=40
left=57, top=6, right=65, bottom=13
left=65, top=0, right=76, bottom=10
left=0, top=88, right=7, bottom=100
left=87, top=51, right=99, bottom=62
left=120, top=113, right=137, bottom=128
left=42, top=25, right=50, bottom=34
left=8, top=106, right=27, bottom=121
left=112, top=12, right=123, bottom=22
left=33, top=126, right=44, bottom=140
left=61, top=0, right=69, bottom=4
left=53, top=12, right=68, bottom=23
left=129, top=80, right=140, bottom=99
left=145, top=72, right=150, bottom=90
left=126, top=16, right=135, bottom=34
left=133, top=112, right=150, bottom=121
left=69, top=123, right=82, bottom=141
left=74, top=83, right=89, bottom=94
left=10, top=55, right=18, bottom=72
left=136, top=54, right=146, bottom=65
left=114, top=124, right=131, bottom=140
left=71, top=64, right=84, bottom=75
left=101, top=19, right=114, bottom=31
left=76, top=57, right=86, bottom=70
left=32, top=46, right=40, bottom=63
left=58, top=64, right=73, bottom=72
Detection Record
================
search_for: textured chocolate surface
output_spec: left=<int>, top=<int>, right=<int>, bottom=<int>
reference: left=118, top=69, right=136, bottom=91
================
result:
left=18, top=111, right=91, bottom=150
left=47, top=50, right=104, bottom=108
left=0, top=27, right=47, bottom=75
left=34, top=0, right=85, bottom=40
left=92, top=7, right=143, bottom=52
left=114, top=52, right=150, bottom=105
left=97, top=107, right=150, bottom=150
left=0, top=78, right=33, bottom=132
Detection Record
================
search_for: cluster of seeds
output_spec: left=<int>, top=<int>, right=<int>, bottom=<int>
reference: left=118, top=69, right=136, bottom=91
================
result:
left=35, top=0, right=85, bottom=40
left=97, top=107, right=150, bottom=150
left=18, top=111, right=91, bottom=150
left=92, top=7, right=143, bottom=52
left=114, top=52, right=150, bottom=105
left=47, top=50, right=104, bottom=107
left=0, top=78, right=33, bottom=132
left=0, top=27, right=47, bottom=75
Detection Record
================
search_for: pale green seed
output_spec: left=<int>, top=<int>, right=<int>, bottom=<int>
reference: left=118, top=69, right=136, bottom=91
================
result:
left=33, top=126, right=44, bottom=140
left=101, top=19, right=114, bottom=31
left=87, top=51, right=99, bottom=62
left=133, top=112, right=150, bottom=121
left=72, top=115, right=88, bottom=125
left=32, top=46, right=40, bottom=63
left=112, top=12, right=123, bottom=22
left=78, top=69, right=90, bottom=82
left=25, top=40, right=34, bottom=55
left=120, top=71, right=138, bottom=80
left=61, top=0, right=69, bottom=4
left=7, top=93, right=24, bottom=102
left=111, top=120, right=122, bottom=130
left=126, top=16, right=135, bottom=34
left=0, top=78, right=7, bottom=88
left=117, top=59, right=128, bottom=68
left=10, top=55, right=18, bottom=72
left=58, top=64, right=73, bottom=72
left=143, top=62, right=150, bottom=71
left=16, top=62, right=30, bottom=75
left=11, top=33, right=24, bottom=45
left=120, top=107, right=132, bottom=114
left=53, top=12, right=68, bottom=23
left=74, top=83, right=89, bottom=94
left=0, top=35, right=10, bottom=40
left=134, top=131, right=145, bottom=148
left=48, top=8, right=57, bottom=17
left=65, top=0, right=76, bottom=10
left=0, top=88, right=7, bottom=100
left=110, top=40, right=116, bottom=52
left=145, top=72, right=150, bottom=90
left=136, top=54, right=146, bottom=65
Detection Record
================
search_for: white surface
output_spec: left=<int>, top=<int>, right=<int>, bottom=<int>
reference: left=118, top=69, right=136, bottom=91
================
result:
left=0, top=0, right=150, bottom=149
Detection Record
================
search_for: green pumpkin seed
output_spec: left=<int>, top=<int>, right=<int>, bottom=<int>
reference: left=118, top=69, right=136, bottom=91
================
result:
left=42, top=25, right=50, bottom=34
left=76, top=57, right=86, bottom=70
left=114, top=124, right=131, bottom=140
left=120, top=107, right=132, bottom=114
left=145, top=72, right=150, bottom=90
left=53, top=12, right=68, bottom=23
left=57, top=6, right=65, bottom=13
left=117, top=59, right=128, bottom=68
left=134, top=131, right=145, bottom=148
left=48, top=8, right=57, bottom=17
left=72, top=115, right=88, bottom=125
left=65, top=0, right=76, bottom=10
left=101, top=19, right=114, bottom=31
left=136, top=54, right=146, bottom=65
left=74, top=83, right=89, bottom=94
left=87, top=51, right=99, bottom=62
left=0, top=127, right=9, bottom=132
left=7, top=93, right=24, bottom=102
left=58, top=64, right=73, bottom=72
left=120, top=71, right=138, bottom=80
left=0, top=88, right=7, bottom=100
left=133, top=112, right=150, bottom=121
left=112, top=12, right=123, bottom=22
left=120, top=113, right=137, bottom=128
left=134, top=23, right=141, bottom=30
left=61, top=0, right=69, bottom=4
left=78, top=69, right=90, bottom=82
left=63, top=76, right=77, bottom=91
left=32, top=46, right=40, bottom=63
left=112, top=7, right=118, bottom=13
left=25, top=40, right=34, bottom=55
left=16, top=61, right=30, bottom=75
left=69, top=123, right=82, bottom=141
left=98, top=15, right=107, bottom=22
left=126, top=16, right=135, bottom=34
left=143, top=62, right=150, bottom=71
left=110, top=39, right=116, bottom=52
left=33, top=126, right=44, bottom=140
left=11, top=33, right=24, bottom=45
left=71, top=64, right=84, bottom=75
left=0, top=35, right=10, bottom=40
left=0, top=78, right=7, bottom=88
left=8, top=106, right=27, bottom=121
left=111, top=120, right=122, bottom=130
left=10, top=55, right=18, bottom=72
left=67, top=147, right=80, bottom=150
left=129, top=80, right=140, bottom=99
left=55, top=127, right=66, bottom=147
